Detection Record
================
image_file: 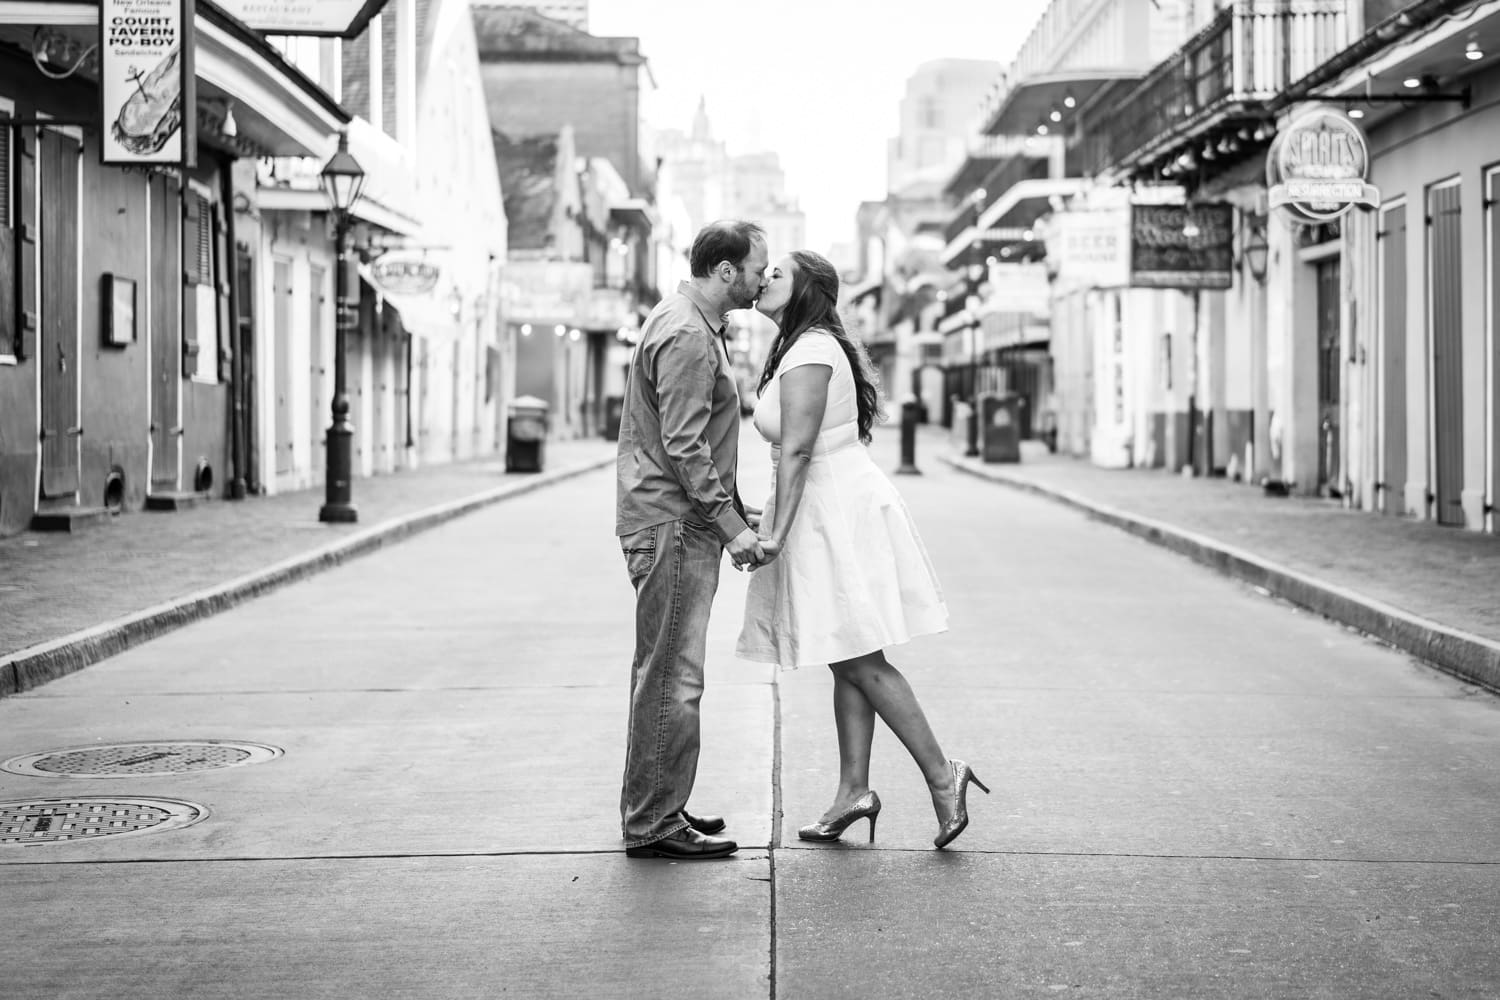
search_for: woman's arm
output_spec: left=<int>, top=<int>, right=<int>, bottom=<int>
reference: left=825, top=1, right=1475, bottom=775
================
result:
left=768, top=362, right=832, bottom=552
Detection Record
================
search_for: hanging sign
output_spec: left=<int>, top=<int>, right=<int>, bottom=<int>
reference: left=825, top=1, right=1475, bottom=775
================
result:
left=1267, top=107, right=1379, bottom=223
left=370, top=256, right=441, bottom=296
left=99, top=0, right=195, bottom=166
left=214, top=0, right=390, bottom=38
left=1129, top=202, right=1234, bottom=290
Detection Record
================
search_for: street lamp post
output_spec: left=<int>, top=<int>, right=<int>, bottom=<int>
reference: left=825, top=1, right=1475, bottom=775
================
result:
left=318, top=131, right=367, bottom=524
left=964, top=256, right=985, bottom=459
left=961, top=186, right=987, bottom=459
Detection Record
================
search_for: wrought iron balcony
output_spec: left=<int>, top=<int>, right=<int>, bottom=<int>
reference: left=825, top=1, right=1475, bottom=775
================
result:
left=942, top=199, right=982, bottom=249
left=1082, top=0, right=1349, bottom=177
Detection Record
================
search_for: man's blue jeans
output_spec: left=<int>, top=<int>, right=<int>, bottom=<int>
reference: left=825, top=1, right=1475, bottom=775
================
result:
left=619, top=517, right=722, bottom=847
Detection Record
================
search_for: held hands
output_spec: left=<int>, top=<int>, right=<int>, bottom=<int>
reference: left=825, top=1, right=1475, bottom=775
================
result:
left=728, top=529, right=783, bottom=572
left=726, top=528, right=763, bottom=572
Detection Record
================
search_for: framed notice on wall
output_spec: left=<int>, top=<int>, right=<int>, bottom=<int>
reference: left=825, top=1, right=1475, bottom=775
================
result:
left=99, top=0, right=196, bottom=167
left=103, top=274, right=137, bottom=346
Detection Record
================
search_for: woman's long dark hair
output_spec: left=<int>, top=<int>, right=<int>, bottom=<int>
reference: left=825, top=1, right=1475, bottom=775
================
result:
left=757, top=251, right=884, bottom=443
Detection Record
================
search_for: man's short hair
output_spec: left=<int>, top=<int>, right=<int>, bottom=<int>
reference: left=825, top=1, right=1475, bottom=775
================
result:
left=689, top=220, right=766, bottom=278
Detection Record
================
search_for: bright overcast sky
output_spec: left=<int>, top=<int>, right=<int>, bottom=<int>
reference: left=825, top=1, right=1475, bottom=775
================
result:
left=587, top=1, right=1052, bottom=255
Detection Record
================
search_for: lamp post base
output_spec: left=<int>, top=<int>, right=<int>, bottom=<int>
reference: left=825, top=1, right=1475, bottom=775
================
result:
left=320, top=421, right=358, bottom=523
left=318, top=502, right=359, bottom=523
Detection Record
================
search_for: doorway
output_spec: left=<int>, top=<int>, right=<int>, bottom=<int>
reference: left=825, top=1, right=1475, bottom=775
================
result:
left=1315, top=256, right=1341, bottom=496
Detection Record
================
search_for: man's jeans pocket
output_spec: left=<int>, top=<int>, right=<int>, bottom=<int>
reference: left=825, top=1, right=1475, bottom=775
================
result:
left=620, top=525, right=659, bottom=588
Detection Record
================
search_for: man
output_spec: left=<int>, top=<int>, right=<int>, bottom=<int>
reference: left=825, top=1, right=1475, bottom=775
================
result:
left=615, top=220, right=769, bottom=860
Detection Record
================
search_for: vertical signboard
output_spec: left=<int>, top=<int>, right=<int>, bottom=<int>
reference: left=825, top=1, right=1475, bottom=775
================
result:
left=100, top=0, right=196, bottom=167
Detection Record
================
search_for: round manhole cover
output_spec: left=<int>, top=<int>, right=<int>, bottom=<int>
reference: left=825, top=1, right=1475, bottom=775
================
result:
left=1, top=740, right=282, bottom=778
left=0, top=797, right=207, bottom=846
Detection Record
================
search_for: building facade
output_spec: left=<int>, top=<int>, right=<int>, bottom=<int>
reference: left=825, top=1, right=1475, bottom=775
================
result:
left=953, top=0, right=1500, bottom=536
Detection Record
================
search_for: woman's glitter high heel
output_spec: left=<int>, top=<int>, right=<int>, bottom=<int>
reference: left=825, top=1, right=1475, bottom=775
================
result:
left=933, top=759, right=989, bottom=849
left=797, top=790, right=882, bottom=843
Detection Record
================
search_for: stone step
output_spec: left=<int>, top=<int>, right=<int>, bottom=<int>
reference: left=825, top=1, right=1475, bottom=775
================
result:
left=30, top=506, right=114, bottom=532
left=145, top=491, right=214, bottom=511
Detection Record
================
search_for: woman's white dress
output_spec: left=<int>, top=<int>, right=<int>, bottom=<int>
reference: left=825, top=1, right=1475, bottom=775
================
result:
left=736, top=330, right=948, bottom=668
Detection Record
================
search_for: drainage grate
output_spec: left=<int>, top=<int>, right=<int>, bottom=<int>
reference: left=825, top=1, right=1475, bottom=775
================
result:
left=1, top=740, right=282, bottom=778
left=0, top=797, right=207, bottom=845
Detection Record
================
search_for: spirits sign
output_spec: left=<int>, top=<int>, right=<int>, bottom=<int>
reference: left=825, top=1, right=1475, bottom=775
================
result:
left=99, top=0, right=195, bottom=166
left=1267, top=108, right=1379, bottom=223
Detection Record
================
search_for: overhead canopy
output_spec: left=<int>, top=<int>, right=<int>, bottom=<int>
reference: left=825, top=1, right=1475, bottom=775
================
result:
left=0, top=1, right=349, bottom=157
left=981, top=70, right=1143, bottom=137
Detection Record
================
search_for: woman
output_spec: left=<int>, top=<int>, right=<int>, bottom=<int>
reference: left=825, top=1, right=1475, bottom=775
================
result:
left=735, top=250, right=987, bottom=850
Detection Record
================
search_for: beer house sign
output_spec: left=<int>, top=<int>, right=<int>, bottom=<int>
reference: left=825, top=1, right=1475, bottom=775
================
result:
left=1267, top=108, right=1379, bottom=223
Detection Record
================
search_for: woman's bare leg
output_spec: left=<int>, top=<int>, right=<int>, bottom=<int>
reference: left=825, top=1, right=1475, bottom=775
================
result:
left=829, top=650, right=955, bottom=824
left=818, top=670, right=876, bottom=822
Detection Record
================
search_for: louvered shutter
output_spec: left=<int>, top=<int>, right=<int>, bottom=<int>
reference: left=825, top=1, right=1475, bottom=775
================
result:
left=213, top=197, right=232, bottom=381
left=181, top=190, right=205, bottom=376
left=16, top=126, right=36, bottom=359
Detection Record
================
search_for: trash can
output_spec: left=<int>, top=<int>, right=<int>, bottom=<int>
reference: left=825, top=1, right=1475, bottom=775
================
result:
left=979, top=392, right=1021, bottom=464
left=604, top=395, right=624, bottom=441
left=506, top=395, right=550, bottom=473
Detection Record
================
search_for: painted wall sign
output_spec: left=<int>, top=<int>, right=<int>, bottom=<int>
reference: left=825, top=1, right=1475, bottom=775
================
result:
left=1052, top=208, right=1131, bottom=289
left=370, top=257, right=441, bottom=296
left=1267, top=107, right=1379, bottom=223
left=99, top=0, right=195, bottom=166
left=214, top=0, right=390, bottom=38
left=1129, top=202, right=1233, bottom=290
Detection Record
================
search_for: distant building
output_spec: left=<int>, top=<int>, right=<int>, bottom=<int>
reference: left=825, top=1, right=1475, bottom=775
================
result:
left=887, top=59, right=1004, bottom=197
left=656, top=98, right=805, bottom=252
left=472, top=5, right=652, bottom=197
left=470, top=0, right=588, bottom=31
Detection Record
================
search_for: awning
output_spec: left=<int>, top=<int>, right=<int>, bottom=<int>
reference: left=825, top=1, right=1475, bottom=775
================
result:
left=256, top=117, right=420, bottom=235
left=0, top=1, right=350, bottom=157
left=844, top=276, right=883, bottom=305
left=610, top=197, right=659, bottom=231
left=1313, top=0, right=1500, bottom=127
left=981, top=70, right=1143, bottom=137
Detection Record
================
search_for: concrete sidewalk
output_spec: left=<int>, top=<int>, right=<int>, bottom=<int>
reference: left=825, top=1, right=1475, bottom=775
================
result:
left=935, top=429, right=1500, bottom=693
left=0, top=438, right=617, bottom=696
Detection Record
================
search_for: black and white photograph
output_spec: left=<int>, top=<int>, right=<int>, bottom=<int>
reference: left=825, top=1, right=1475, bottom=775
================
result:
left=1, top=0, right=1499, bottom=997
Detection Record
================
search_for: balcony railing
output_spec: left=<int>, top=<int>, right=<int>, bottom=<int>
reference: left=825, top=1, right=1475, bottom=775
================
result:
left=943, top=153, right=1054, bottom=246
left=1083, top=0, right=1348, bottom=175
left=943, top=199, right=981, bottom=248
left=978, top=155, right=1053, bottom=214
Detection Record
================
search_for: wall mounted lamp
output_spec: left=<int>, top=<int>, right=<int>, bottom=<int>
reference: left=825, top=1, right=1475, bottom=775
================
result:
left=1239, top=213, right=1269, bottom=283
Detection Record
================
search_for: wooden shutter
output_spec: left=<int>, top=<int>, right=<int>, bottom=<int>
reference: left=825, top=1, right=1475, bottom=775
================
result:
left=16, top=125, right=36, bottom=359
left=213, top=196, right=232, bottom=381
left=181, top=190, right=203, bottom=375
left=0, top=121, right=14, bottom=356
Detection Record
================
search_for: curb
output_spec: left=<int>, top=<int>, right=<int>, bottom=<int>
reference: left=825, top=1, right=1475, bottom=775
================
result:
left=0, top=455, right=616, bottom=698
left=941, top=453, right=1500, bottom=694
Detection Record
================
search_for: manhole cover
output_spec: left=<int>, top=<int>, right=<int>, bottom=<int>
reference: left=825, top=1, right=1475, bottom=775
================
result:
left=0, top=797, right=207, bottom=846
left=1, top=740, right=282, bottom=778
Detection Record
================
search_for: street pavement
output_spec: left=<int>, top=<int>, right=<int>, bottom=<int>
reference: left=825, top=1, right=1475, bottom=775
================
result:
left=1, top=423, right=1498, bottom=998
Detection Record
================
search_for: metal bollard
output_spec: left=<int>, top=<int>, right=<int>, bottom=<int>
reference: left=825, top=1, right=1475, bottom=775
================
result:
left=895, top=396, right=921, bottom=476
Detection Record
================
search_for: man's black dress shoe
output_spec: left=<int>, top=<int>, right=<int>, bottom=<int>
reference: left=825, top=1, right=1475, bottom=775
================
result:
left=625, top=827, right=738, bottom=860
left=682, top=809, right=726, bottom=835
